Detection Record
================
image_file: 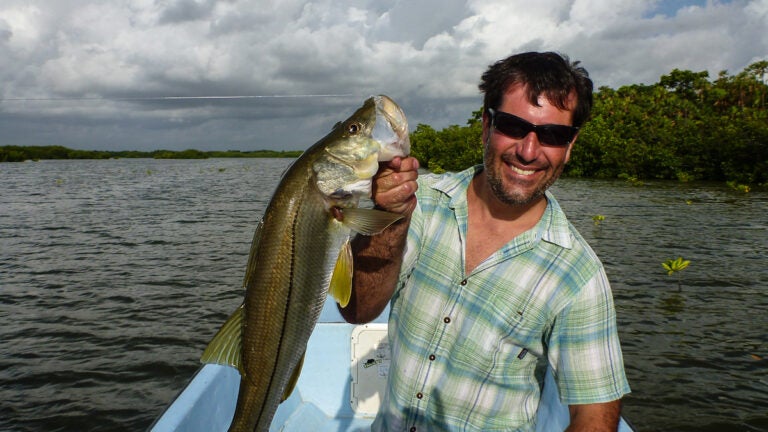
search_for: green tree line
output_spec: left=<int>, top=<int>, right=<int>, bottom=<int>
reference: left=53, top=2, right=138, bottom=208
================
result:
left=0, top=146, right=303, bottom=162
left=412, top=61, right=768, bottom=185
left=4, top=61, right=766, bottom=185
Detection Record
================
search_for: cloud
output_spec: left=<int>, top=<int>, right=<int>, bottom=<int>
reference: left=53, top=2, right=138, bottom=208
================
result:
left=0, top=0, right=765, bottom=151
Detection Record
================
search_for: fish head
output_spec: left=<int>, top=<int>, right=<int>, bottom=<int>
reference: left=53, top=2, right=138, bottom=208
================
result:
left=314, top=95, right=410, bottom=207
left=371, top=95, right=410, bottom=161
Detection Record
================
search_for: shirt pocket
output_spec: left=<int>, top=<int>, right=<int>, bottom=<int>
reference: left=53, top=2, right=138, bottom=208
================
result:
left=488, top=296, right=546, bottom=383
left=446, top=295, right=546, bottom=430
left=451, top=288, right=546, bottom=379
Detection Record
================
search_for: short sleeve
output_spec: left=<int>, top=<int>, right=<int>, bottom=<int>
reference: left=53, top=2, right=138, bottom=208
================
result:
left=547, top=268, right=631, bottom=404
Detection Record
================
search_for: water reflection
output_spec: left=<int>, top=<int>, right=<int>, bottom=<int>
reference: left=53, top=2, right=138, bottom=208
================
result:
left=660, top=293, right=686, bottom=315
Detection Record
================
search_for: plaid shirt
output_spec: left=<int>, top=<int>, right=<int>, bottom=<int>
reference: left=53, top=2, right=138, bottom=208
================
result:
left=373, top=166, right=630, bottom=432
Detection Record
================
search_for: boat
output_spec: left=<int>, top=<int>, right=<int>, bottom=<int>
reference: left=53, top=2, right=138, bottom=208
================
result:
left=150, top=299, right=635, bottom=431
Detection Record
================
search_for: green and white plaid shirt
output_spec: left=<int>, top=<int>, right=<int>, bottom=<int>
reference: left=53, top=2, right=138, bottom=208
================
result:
left=373, top=166, right=631, bottom=432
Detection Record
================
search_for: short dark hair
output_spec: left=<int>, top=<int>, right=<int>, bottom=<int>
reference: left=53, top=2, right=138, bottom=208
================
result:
left=479, top=51, right=593, bottom=127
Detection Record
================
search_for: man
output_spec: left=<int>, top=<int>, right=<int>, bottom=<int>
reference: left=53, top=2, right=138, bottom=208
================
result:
left=340, top=52, right=631, bottom=431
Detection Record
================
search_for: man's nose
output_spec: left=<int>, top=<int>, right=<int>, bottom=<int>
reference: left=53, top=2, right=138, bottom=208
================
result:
left=515, top=131, right=541, bottom=164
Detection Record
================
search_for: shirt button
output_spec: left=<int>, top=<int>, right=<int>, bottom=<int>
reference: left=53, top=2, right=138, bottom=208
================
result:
left=416, top=392, right=424, bottom=399
left=460, top=279, right=468, bottom=285
left=443, top=317, right=451, bottom=324
left=429, top=354, right=436, bottom=361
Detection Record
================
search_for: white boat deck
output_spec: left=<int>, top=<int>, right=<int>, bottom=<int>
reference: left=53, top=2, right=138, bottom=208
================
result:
left=150, top=299, right=634, bottom=431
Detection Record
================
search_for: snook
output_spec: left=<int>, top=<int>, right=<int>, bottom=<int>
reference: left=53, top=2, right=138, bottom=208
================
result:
left=200, top=95, right=410, bottom=432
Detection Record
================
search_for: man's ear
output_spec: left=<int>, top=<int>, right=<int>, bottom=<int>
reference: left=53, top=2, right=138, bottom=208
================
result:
left=564, top=133, right=578, bottom=163
left=482, top=110, right=491, bottom=147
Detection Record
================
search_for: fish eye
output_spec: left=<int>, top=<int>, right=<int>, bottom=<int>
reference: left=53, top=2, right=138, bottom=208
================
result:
left=347, top=122, right=363, bottom=135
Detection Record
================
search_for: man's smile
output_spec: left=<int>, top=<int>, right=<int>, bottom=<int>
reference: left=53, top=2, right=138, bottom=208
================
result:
left=508, top=164, right=537, bottom=176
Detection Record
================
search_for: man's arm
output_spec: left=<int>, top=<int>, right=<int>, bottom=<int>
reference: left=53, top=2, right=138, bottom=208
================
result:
left=566, top=400, right=622, bottom=432
left=338, top=156, right=419, bottom=324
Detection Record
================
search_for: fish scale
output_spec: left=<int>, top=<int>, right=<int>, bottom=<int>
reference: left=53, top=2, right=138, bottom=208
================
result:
left=200, top=95, right=410, bottom=432
left=234, top=164, right=339, bottom=431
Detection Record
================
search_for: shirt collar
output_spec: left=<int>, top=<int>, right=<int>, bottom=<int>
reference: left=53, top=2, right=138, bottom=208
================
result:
left=540, top=191, right=573, bottom=249
left=430, top=165, right=573, bottom=250
left=431, top=165, right=481, bottom=210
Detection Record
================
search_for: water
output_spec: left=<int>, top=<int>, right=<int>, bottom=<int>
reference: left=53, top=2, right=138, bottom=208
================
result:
left=1, top=159, right=766, bottom=432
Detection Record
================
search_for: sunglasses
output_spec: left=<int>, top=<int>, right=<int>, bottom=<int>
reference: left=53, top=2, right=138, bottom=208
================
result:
left=487, top=108, right=579, bottom=147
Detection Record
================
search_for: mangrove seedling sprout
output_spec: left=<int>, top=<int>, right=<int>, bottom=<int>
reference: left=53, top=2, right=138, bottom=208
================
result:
left=663, top=257, right=690, bottom=291
left=592, top=215, right=605, bottom=226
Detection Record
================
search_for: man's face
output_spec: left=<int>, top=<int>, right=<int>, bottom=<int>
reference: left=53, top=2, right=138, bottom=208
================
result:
left=481, top=84, right=577, bottom=207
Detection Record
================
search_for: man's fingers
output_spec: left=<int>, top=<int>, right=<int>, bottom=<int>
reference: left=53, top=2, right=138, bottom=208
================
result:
left=372, top=156, right=420, bottom=214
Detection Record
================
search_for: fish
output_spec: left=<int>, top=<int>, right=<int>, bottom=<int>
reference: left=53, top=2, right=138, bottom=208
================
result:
left=200, top=95, right=410, bottom=432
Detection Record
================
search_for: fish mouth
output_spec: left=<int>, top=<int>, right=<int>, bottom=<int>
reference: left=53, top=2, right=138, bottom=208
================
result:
left=372, top=95, right=410, bottom=161
left=314, top=95, right=410, bottom=208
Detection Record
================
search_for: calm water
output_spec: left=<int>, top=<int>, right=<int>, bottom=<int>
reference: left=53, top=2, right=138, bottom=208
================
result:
left=1, top=159, right=766, bottom=432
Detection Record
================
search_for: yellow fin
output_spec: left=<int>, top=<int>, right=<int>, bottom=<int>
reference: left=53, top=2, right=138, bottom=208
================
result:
left=329, top=240, right=352, bottom=308
left=281, top=352, right=306, bottom=402
left=200, top=304, right=243, bottom=374
left=341, top=207, right=403, bottom=235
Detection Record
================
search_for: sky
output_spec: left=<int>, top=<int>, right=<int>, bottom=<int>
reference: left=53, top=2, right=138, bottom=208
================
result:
left=1, top=0, right=766, bottom=152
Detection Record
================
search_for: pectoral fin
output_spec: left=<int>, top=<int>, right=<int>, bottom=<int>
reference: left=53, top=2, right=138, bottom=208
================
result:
left=340, top=207, right=403, bottom=235
left=200, top=304, right=243, bottom=375
left=281, top=352, right=306, bottom=402
left=329, top=239, right=352, bottom=308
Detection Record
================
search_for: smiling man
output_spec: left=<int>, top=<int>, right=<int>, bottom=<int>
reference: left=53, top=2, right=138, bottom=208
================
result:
left=341, top=51, right=631, bottom=431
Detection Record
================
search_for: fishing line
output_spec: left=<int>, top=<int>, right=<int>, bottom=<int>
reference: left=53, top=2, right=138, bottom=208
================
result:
left=0, top=94, right=357, bottom=102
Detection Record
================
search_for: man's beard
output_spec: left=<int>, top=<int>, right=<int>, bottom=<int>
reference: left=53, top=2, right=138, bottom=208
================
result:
left=484, top=149, right=564, bottom=207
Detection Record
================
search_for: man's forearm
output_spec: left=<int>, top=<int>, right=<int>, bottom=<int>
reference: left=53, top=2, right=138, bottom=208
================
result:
left=339, top=217, right=409, bottom=324
left=340, top=156, right=419, bottom=323
left=566, top=400, right=622, bottom=432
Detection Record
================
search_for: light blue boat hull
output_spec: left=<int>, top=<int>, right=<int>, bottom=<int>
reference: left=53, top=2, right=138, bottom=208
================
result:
left=151, top=299, right=634, bottom=431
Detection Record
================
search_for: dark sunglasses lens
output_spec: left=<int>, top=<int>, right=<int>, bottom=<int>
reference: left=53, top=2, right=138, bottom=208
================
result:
left=538, top=127, right=575, bottom=147
left=492, top=110, right=576, bottom=146
left=494, top=114, right=531, bottom=139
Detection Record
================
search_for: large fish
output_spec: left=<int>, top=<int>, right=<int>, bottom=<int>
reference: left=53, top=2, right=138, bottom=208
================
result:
left=200, top=95, right=410, bottom=431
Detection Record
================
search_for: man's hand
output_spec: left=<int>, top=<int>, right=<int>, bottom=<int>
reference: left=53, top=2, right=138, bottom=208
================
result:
left=372, top=156, right=419, bottom=216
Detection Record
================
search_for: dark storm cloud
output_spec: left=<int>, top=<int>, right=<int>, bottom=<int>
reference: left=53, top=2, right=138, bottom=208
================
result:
left=0, top=0, right=765, bottom=152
